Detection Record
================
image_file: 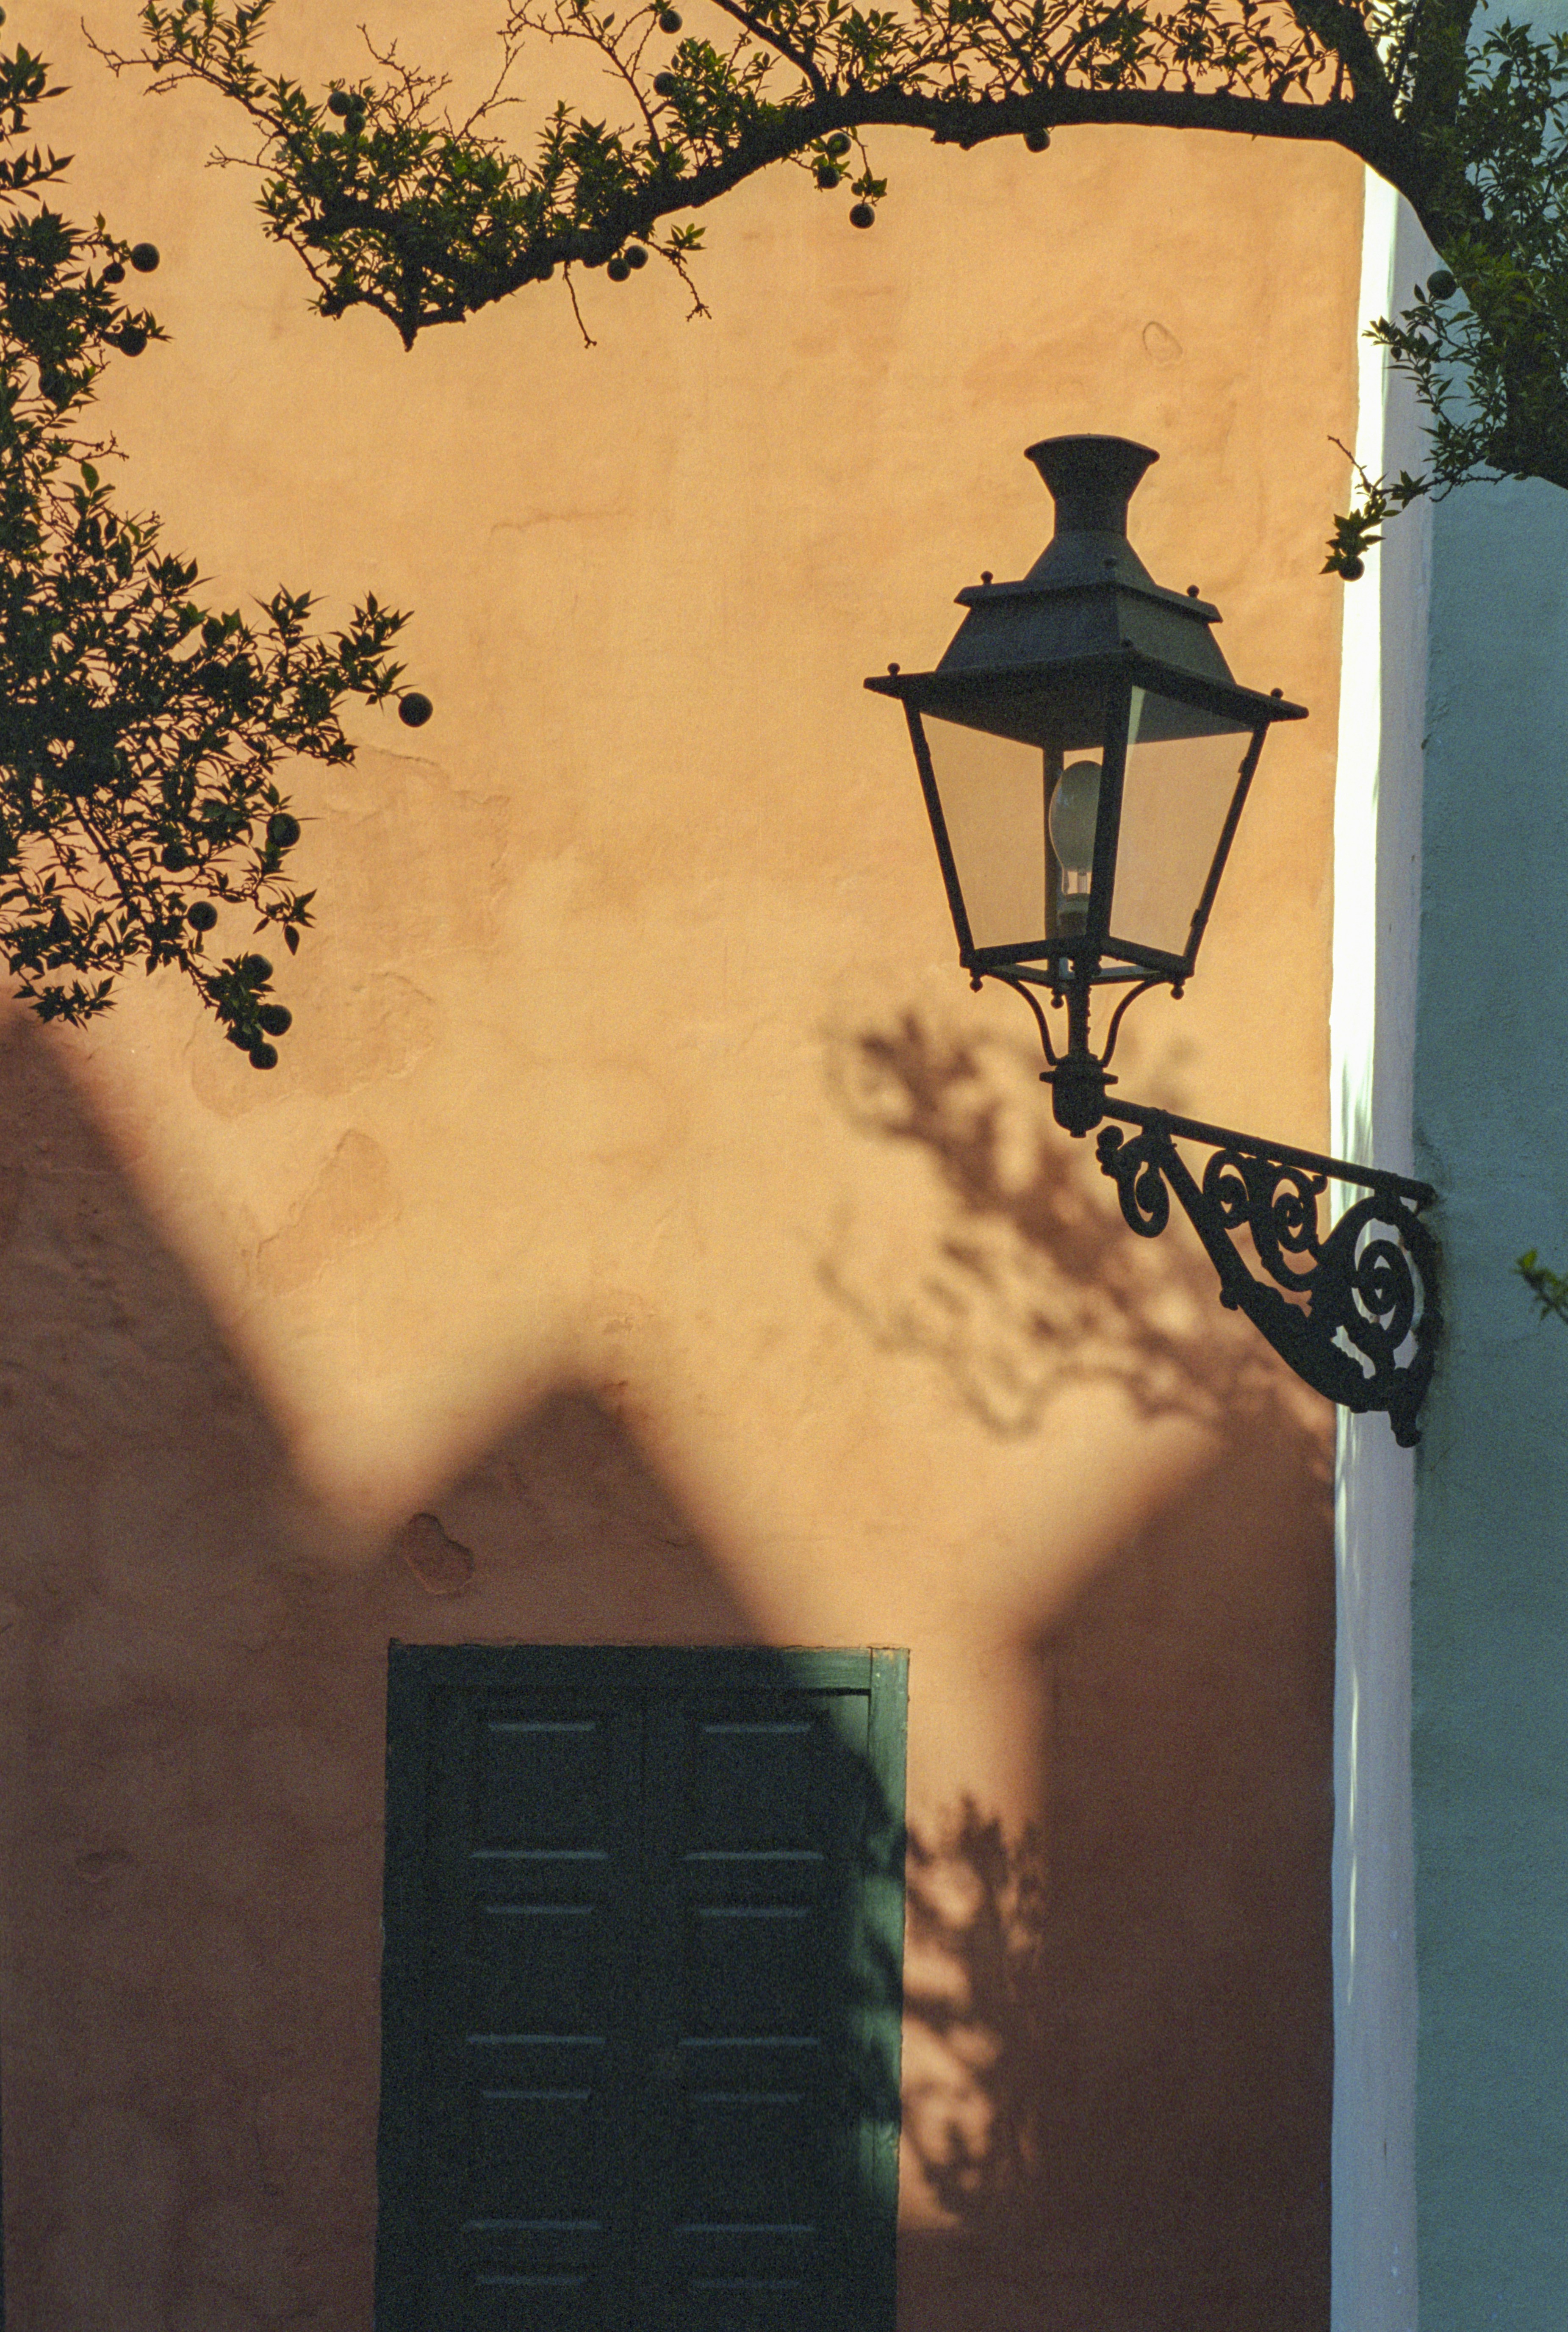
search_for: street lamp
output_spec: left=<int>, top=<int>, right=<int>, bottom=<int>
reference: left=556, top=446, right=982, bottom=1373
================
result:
left=867, top=435, right=1440, bottom=1445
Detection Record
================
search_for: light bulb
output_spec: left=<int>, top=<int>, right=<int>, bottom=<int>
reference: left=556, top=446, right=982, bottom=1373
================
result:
left=1049, top=759, right=1101, bottom=884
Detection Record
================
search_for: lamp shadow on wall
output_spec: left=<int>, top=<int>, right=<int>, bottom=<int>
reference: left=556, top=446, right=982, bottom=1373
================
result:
left=0, top=1013, right=1329, bottom=2332
left=820, top=1008, right=1332, bottom=1451
left=824, top=1010, right=1333, bottom=2332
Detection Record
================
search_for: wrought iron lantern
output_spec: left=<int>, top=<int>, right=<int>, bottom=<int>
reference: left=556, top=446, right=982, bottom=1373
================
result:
left=867, top=435, right=1440, bottom=1444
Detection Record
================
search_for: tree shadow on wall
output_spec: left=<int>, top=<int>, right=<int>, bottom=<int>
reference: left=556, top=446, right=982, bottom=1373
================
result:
left=821, top=1010, right=1330, bottom=1450
left=0, top=1018, right=775, bottom=2331
left=899, top=1429, right=1333, bottom=2332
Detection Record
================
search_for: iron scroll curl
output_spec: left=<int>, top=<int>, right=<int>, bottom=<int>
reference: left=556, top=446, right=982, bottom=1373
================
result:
left=1096, top=1107, right=1440, bottom=1447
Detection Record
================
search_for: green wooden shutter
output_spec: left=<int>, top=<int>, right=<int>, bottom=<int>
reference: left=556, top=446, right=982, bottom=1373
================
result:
left=377, top=1646, right=906, bottom=2332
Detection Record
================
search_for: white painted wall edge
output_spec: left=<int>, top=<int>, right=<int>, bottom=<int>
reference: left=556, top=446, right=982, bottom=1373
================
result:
left=1329, top=167, right=1429, bottom=2332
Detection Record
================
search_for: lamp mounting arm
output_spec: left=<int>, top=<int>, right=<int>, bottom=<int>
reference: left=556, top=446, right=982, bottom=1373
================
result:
left=1096, top=1101, right=1440, bottom=1446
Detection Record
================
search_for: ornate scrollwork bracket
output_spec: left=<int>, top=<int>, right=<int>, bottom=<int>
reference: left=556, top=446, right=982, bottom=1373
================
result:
left=1095, top=1100, right=1441, bottom=1446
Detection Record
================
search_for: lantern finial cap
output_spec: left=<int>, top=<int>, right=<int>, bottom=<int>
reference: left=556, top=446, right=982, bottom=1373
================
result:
left=1024, top=435, right=1159, bottom=538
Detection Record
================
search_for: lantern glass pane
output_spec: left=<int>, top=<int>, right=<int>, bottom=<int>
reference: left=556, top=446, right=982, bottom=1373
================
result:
left=1109, top=688, right=1253, bottom=962
left=923, top=675, right=1112, bottom=954
left=921, top=717, right=1048, bottom=951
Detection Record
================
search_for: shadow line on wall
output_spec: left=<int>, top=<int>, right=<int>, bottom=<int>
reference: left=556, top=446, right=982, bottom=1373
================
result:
left=0, top=1012, right=1330, bottom=2332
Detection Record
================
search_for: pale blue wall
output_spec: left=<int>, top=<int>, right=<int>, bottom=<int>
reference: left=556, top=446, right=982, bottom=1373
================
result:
left=1335, top=133, right=1568, bottom=2319
left=1406, top=0, right=1568, bottom=2268
left=1411, top=452, right=1568, bottom=2321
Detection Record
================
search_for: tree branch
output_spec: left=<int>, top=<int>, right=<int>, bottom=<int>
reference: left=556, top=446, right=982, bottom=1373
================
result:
left=107, top=0, right=1568, bottom=567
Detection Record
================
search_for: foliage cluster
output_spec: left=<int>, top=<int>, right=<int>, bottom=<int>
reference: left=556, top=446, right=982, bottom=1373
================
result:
left=0, top=16, right=418, bottom=1063
left=1516, top=1248, right=1568, bottom=1326
left=99, top=0, right=1568, bottom=573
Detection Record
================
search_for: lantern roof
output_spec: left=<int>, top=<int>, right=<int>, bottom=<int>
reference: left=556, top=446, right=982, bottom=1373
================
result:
left=867, top=434, right=1305, bottom=723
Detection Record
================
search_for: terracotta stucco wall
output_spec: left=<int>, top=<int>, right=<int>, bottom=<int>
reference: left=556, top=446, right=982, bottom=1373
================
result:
left=9, top=7, right=1360, bottom=2324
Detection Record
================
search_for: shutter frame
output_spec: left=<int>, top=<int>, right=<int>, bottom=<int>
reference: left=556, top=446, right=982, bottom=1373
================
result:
left=376, top=1643, right=908, bottom=2332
